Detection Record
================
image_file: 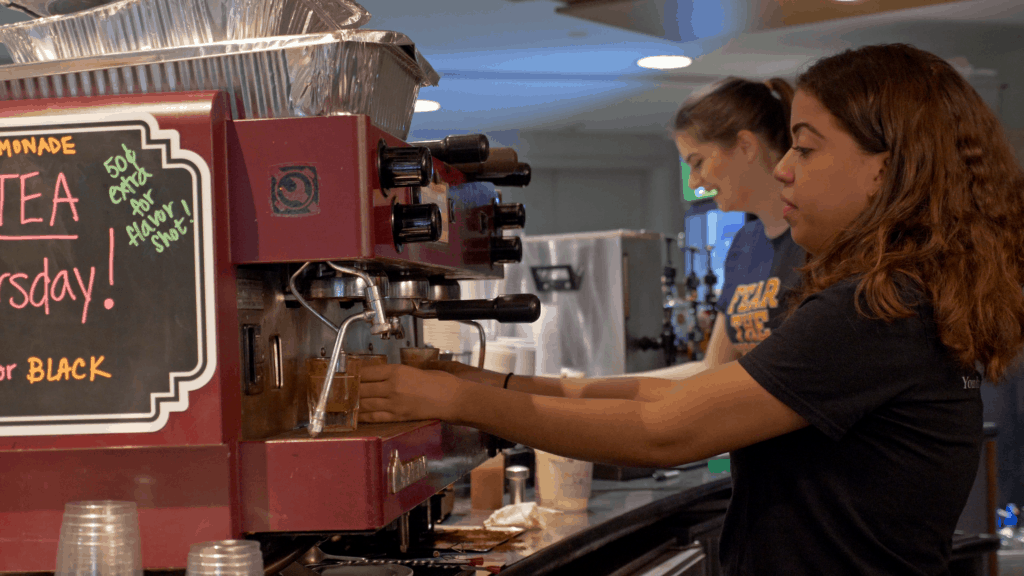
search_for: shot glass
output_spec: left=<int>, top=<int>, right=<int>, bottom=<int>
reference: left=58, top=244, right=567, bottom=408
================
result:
left=55, top=500, right=142, bottom=576
left=306, top=356, right=360, bottom=431
left=186, top=540, right=262, bottom=576
left=399, top=347, right=440, bottom=369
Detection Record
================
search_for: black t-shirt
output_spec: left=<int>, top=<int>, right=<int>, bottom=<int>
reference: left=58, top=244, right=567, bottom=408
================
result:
left=716, top=220, right=805, bottom=355
left=727, top=280, right=983, bottom=575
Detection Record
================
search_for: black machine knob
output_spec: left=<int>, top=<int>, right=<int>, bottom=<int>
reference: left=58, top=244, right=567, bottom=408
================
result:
left=416, top=134, right=490, bottom=165
left=378, top=145, right=433, bottom=189
left=493, top=202, right=526, bottom=230
left=434, top=294, right=541, bottom=323
left=476, top=163, right=531, bottom=187
left=392, top=203, right=442, bottom=245
left=490, top=236, right=522, bottom=264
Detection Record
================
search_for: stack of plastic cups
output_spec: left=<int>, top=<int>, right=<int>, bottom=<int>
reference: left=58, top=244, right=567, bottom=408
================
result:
left=55, top=501, right=143, bottom=576
left=186, top=540, right=263, bottom=576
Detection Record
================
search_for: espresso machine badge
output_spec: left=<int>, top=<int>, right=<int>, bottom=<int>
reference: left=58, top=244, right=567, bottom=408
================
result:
left=269, top=164, right=319, bottom=217
left=0, top=112, right=215, bottom=436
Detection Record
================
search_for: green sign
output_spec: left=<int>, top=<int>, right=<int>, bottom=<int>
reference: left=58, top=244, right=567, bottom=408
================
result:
left=680, top=160, right=718, bottom=203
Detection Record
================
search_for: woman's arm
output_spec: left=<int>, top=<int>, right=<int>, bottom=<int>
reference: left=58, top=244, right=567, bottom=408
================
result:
left=435, top=313, right=742, bottom=403
left=358, top=361, right=808, bottom=468
left=626, top=314, right=739, bottom=400
left=701, top=313, right=742, bottom=367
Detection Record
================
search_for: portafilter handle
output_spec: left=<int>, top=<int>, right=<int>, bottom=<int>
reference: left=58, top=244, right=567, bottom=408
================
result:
left=430, top=294, right=541, bottom=323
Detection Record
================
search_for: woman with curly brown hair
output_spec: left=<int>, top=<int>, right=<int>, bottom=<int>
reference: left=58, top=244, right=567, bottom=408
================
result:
left=359, top=43, right=1024, bottom=574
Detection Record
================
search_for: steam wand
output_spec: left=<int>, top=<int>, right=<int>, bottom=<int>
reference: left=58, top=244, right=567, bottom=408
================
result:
left=460, top=320, right=486, bottom=369
left=288, top=262, right=403, bottom=438
left=309, top=310, right=373, bottom=438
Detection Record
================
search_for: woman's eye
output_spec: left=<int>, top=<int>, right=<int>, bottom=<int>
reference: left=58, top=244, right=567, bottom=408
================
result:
left=791, top=146, right=812, bottom=157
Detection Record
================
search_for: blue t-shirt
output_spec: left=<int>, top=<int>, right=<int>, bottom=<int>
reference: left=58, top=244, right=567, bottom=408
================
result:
left=715, top=219, right=805, bottom=355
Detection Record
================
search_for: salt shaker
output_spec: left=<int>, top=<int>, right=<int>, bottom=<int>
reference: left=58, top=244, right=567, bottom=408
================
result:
left=505, top=465, right=530, bottom=505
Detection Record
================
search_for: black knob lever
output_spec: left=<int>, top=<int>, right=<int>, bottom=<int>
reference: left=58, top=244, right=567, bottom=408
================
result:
left=392, top=203, right=442, bottom=245
left=378, top=145, right=433, bottom=189
left=472, top=163, right=531, bottom=187
left=434, top=294, right=541, bottom=323
left=491, top=236, right=522, bottom=264
left=415, top=134, right=490, bottom=165
left=494, top=202, right=526, bottom=230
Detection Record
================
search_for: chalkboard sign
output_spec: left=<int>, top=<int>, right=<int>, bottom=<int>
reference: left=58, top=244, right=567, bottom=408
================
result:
left=0, top=112, right=215, bottom=436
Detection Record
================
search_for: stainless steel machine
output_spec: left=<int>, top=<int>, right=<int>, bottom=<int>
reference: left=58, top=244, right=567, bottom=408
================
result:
left=478, top=230, right=668, bottom=378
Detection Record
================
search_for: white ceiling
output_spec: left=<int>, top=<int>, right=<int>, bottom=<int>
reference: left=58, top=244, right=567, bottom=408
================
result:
left=356, top=0, right=1024, bottom=138
left=2, top=0, right=1024, bottom=138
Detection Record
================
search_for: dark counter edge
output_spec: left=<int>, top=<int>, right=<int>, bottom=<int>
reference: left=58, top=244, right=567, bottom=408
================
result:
left=500, top=477, right=733, bottom=576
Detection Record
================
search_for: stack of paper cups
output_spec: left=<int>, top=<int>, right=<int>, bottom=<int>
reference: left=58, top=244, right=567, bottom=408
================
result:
left=55, top=501, right=142, bottom=576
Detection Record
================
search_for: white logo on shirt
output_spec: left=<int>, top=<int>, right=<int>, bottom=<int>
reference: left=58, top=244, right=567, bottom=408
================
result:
left=962, top=376, right=981, bottom=389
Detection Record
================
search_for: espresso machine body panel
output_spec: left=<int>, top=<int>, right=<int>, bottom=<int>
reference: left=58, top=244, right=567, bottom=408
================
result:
left=227, top=115, right=502, bottom=278
left=239, top=421, right=487, bottom=532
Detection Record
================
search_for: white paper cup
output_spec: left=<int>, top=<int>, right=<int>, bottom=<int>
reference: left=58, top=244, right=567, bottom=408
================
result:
left=186, top=540, right=262, bottom=576
left=55, top=501, right=142, bottom=576
left=534, top=450, right=593, bottom=512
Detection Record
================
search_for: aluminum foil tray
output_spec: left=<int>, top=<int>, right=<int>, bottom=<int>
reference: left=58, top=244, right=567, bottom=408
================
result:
left=0, top=0, right=371, bottom=63
left=0, top=30, right=440, bottom=139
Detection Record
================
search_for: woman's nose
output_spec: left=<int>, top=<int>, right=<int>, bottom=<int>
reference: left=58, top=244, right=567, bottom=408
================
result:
left=688, top=171, right=703, bottom=191
left=773, top=152, right=794, bottom=184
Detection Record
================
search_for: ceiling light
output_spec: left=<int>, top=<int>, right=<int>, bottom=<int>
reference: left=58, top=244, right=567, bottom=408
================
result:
left=415, top=99, right=441, bottom=113
left=637, top=55, right=693, bottom=70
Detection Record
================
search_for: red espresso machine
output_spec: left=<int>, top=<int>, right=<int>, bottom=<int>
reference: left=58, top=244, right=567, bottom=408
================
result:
left=0, top=27, right=536, bottom=570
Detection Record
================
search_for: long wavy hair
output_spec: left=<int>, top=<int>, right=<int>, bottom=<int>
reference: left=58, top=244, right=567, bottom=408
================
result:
left=674, top=77, right=795, bottom=157
left=793, top=44, right=1024, bottom=382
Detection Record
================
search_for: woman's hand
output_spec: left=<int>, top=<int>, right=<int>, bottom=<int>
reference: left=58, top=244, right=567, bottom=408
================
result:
left=415, top=359, right=482, bottom=379
left=358, top=364, right=462, bottom=424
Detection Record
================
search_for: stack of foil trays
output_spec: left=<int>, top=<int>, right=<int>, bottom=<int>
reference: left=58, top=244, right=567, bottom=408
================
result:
left=0, top=0, right=439, bottom=139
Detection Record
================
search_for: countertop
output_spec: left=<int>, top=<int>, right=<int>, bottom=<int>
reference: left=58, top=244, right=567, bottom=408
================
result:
left=440, top=463, right=732, bottom=573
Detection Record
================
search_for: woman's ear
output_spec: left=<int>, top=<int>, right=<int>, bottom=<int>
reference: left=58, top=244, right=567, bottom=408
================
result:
left=868, top=152, right=890, bottom=198
left=735, top=130, right=761, bottom=164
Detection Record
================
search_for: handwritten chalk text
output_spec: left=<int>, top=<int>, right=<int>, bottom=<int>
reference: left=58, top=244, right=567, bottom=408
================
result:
left=0, top=135, right=75, bottom=158
left=0, top=171, right=80, bottom=229
left=26, top=355, right=110, bottom=383
left=109, top=143, right=190, bottom=254
left=106, top=143, right=153, bottom=205
left=0, top=258, right=95, bottom=324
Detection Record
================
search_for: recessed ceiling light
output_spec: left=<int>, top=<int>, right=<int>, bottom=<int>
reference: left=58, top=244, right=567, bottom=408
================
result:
left=415, top=99, right=441, bottom=113
left=637, top=55, right=693, bottom=70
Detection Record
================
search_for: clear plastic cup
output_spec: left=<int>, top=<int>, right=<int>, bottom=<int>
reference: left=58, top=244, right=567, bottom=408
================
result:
left=534, top=450, right=593, bottom=512
left=307, top=357, right=360, bottom=431
left=186, top=540, right=263, bottom=576
left=55, top=501, right=142, bottom=576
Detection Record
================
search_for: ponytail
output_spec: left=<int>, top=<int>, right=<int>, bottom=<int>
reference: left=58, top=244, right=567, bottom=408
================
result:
left=674, top=76, right=794, bottom=158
